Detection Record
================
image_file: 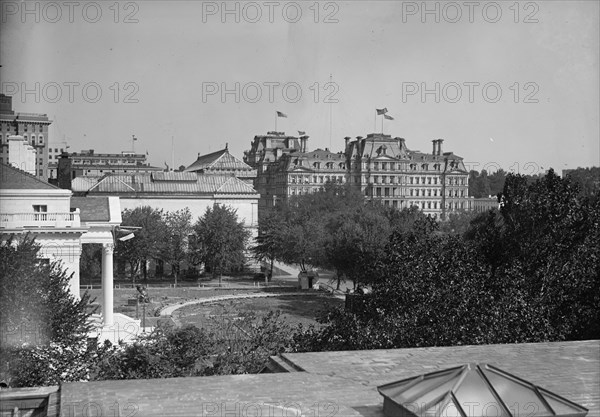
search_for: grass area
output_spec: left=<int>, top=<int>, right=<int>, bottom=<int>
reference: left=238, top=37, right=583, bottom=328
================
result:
left=83, top=286, right=326, bottom=319
left=84, top=287, right=266, bottom=317
left=175, top=294, right=343, bottom=328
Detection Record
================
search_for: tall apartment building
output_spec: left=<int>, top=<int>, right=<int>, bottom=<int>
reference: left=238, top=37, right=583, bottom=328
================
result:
left=0, top=94, right=52, bottom=179
left=245, top=131, right=470, bottom=219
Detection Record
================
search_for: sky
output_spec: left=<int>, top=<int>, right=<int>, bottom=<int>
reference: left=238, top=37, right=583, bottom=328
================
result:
left=1, top=0, right=598, bottom=174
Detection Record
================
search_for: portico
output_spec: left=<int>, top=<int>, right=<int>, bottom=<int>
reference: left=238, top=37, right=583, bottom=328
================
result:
left=1, top=161, right=141, bottom=344
left=71, top=197, right=122, bottom=327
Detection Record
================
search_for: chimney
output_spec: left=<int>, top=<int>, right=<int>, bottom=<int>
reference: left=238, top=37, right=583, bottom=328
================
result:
left=432, top=140, right=437, bottom=155
left=0, top=94, right=13, bottom=113
left=397, top=137, right=406, bottom=150
left=344, top=136, right=351, bottom=153
left=437, top=139, right=444, bottom=156
left=300, top=136, right=308, bottom=153
left=57, top=152, right=73, bottom=190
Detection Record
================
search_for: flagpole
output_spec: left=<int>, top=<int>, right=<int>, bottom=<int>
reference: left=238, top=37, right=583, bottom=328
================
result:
left=374, top=111, right=377, bottom=133
left=329, top=73, right=333, bottom=149
left=381, top=116, right=384, bottom=134
left=275, top=112, right=277, bottom=132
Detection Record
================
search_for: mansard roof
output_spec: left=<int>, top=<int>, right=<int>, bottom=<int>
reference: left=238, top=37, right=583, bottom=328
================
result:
left=349, top=133, right=466, bottom=164
left=270, top=148, right=347, bottom=174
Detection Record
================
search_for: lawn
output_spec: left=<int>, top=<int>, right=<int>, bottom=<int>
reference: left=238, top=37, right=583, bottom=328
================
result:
left=83, top=287, right=271, bottom=317
left=82, top=286, right=340, bottom=328
left=175, top=294, right=343, bottom=328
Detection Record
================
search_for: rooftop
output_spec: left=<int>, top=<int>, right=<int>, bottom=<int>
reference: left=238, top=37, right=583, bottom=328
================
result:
left=185, top=147, right=255, bottom=173
left=0, top=163, right=60, bottom=191
left=73, top=172, right=258, bottom=195
left=70, top=197, right=110, bottom=222
left=2, top=340, right=596, bottom=417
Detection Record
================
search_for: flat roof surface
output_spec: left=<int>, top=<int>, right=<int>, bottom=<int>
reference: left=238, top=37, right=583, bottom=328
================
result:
left=59, top=340, right=599, bottom=417
left=70, top=197, right=110, bottom=222
left=281, top=340, right=600, bottom=416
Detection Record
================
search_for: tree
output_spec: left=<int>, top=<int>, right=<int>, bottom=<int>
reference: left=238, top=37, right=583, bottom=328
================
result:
left=295, top=170, right=600, bottom=351
left=438, top=210, right=479, bottom=235
left=564, top=167, right=600, bottom=198
left=0, top=234, right=95, bottom=349
left=270, top=183, right=365, bottom=274
left=160, top=208, right=193, bottom=287
left=468, top=169, right=492, bottom=197
left=116, top=206, right=167, bottom=282
left=277, top=216, right=328, bottom=273
left=191, top=204, right=251, bottom=285
left=251, top=210, right=286, bottom=283
left=1, top=234, right=98, bottom=387
left=326, top=206, right=391, bottom=289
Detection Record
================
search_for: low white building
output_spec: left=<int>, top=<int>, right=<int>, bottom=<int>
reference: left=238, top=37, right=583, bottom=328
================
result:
left=72, top=171, right=259, bottom=233
left=1, top=163, right=140, bottom=344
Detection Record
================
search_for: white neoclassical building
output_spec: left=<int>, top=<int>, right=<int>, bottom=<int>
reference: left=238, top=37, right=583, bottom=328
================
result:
left=0, top=162, right=141, bottom=343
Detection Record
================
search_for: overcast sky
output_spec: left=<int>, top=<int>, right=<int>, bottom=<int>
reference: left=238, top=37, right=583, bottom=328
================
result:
left=1, top=1, right=598, bottom=173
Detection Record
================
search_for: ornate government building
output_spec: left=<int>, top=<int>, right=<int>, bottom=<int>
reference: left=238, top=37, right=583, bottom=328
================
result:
left=244, top=131, right=471, bottom=219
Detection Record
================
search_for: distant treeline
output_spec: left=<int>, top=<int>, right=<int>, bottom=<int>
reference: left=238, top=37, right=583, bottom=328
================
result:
left=469, top=166, right=599, bottom=198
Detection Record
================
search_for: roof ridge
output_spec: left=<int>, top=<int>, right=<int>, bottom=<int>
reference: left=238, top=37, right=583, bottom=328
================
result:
left=198, top=148, right=228, bottom=161
left=206, top=150, right=227, bottom=169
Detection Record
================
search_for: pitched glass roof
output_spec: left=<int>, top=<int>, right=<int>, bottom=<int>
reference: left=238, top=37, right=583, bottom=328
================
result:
left=377, top=363, right=588, bottom=417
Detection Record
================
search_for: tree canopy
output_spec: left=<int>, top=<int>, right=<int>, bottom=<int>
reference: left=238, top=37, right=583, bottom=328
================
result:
left=0, top=234, right=95, bottom=349
left=116, top=206, right=167, bottom=281
left=160, top=208, right=193, bottom=286
left=191, top=204, right=251, bottom=284
left=294, top=170, right=600, bottom=351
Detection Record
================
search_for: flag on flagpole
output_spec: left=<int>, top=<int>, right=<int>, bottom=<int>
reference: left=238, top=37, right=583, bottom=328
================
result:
left=276, top=111, right=288, bottom=118
left=298, top=130, right=306, bottom=136
left=132, top=135, right=138, bottom=141
left=384, top=114, right=394, bottom=120
left=376, top=108, right=388, bottom=115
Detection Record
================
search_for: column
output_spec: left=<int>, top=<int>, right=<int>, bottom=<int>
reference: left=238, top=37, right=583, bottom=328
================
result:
left=101, top=243, right=114, bottom=326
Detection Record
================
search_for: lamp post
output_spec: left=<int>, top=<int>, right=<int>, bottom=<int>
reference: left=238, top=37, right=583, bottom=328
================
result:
left=136, top=285, right=149, bottom=332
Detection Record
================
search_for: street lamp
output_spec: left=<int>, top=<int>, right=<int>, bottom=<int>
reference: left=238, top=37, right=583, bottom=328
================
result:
left=136, top=285, right=149, bottom=332
left=118, top=233, right=135, bottom=242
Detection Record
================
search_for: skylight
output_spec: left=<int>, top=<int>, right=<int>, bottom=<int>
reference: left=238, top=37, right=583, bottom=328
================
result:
left=377, top=363, right=588, bottom=417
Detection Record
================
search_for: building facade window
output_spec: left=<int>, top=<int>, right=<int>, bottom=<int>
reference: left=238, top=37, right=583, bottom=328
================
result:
left=33, top=204, right=47, bottom=220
